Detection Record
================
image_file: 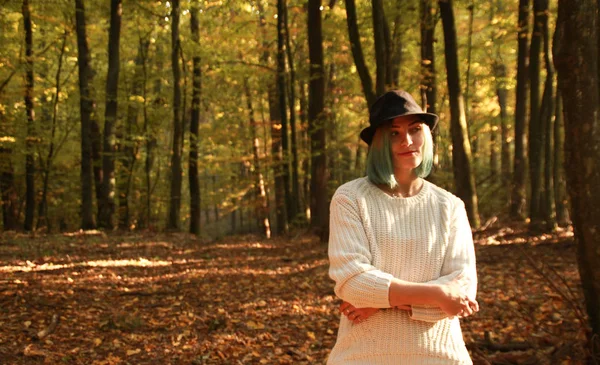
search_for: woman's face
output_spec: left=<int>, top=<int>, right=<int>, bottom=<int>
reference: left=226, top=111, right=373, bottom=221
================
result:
left=389, top=115, right=425, bottom=172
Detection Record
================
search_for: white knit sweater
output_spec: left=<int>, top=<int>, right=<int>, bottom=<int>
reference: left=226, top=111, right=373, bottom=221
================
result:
left=327, top=177, right=477, bottom=365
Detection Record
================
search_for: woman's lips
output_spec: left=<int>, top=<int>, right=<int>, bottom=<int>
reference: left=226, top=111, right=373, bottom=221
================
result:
left=398, top=151, right=417, bottom=156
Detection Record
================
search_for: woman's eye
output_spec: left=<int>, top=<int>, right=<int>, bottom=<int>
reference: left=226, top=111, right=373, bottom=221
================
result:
left=390, top=131, right=399, bottom=136
left=410, top=127, right=422, bottom=134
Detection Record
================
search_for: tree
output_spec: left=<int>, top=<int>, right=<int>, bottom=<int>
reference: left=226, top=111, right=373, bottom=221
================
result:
left=277, top=0, right=292, bottom=225
left=438, top=0, right=480, bottom=228
left=22, top=0, right=35, bottom=231
left=308, top=0, right=328, bottom=239
left=189, top=4, right=201, bottom=235
left=99, top=0, right=122, bottom=229
left=528, top=0, right=544, bottom=228
left=75, top=0, right=97, bottom=229
left=168, top=0, right=183, bottom=230
left=554, top=0, right=600, bottom=354
left=344, top=0, right=376, bottom=107
left=510, top=0, right=529, bottom=220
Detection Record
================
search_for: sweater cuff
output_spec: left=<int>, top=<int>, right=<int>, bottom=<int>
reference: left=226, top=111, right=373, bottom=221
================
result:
left=409, top=305, right=448, bottom=322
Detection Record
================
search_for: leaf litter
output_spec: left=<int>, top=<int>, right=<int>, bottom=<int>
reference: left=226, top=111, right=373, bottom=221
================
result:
left=0, top=224, right=589, bottom=364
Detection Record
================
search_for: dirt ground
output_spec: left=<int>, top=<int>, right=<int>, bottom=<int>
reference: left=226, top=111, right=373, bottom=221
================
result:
left=0, top=224, right=590, bottom=364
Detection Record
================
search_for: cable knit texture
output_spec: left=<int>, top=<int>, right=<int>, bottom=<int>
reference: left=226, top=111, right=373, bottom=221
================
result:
left=327, top=177, right=477, bottom=365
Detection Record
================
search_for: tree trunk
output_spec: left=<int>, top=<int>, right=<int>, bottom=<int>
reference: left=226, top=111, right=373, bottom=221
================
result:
left=244, top=79, right=271, bottom=238
left=189, top=6, right=201, bottom=235
left=372, top=0, right=387, bottom=96
left=510, top=0, right=530, bottom=220
left=308, top=0, right=328, bottom=240
left=420, top=0, right=439, bottom=175
left=0, top=146, right=19, bottom=231
left=22, top=0, right=35, bottom=231
left=168, top=0, right=183, bottom=230
left=495, top=62, right=511, bottom=189
left=345, top=0, right=376, bottom=106
left=284, top=2, right=301, bottom=221
left=119, top=36, right=149, bottom=230
left=277, top=0, right=292, bottom=225
left=553, top=91, right=569, bottom=228
left=554, top=0, right=600, bottom=352
left=39, top=31, right=68, bottom=231
left=75, top=0, right=96, bottom=229
left=438, top=0, right=480, bottom=228
left=528, top=0, right=544, bottom=228
left=98, top=0, right=122, bottom=230
left=464, top=2, right=475, bottom=158
left=541, top=4, right=555, bottom=229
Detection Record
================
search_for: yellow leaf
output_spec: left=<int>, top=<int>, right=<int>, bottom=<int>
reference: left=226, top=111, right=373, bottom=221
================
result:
left=93, top=338, right=102, bottom=347
left=126, top=349, right=141, bottom=356
left=307, top=331, right=316, bottom=340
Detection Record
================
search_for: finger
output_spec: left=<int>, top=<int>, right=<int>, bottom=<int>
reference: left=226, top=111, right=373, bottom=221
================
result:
left=470, top=299, right=479, bottom=312
left=339, top=302, right=350, bottom=312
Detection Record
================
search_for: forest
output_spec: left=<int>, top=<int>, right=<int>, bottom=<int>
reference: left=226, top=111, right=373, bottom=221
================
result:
left=1, top=0, right=600, bottom=363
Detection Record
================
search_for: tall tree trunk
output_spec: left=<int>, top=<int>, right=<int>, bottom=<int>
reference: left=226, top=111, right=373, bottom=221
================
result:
left=345, top=0, right=376, bottom=107
left=39, top=31, right=68, bottom=231
left=277, top=0, right=292, bottom=225
left=308, top=0, right=328, bottom=240
left=495, top=62, right=511, bottom=188
left=464, top=1, right=475, bottom=156
left=244, top=79, right=271, bottom=238
left=189, top=5, right=201, bottom=235
left=119, top=36, right=149, bottom=230
left=75, top=0, right=96, bottom=229
left=256, top=1, right=286, bottom=234
left=554, top=0, right=600, bottom=352
left=528, top=0, right=544, bottom=228
left=168, top=0, right=182, bottom=230
left=420, top=0, right=439, bottom=174
left=510, top=0, right=530, bottom=220
left=553, top=89, right=569, bottom=226
left=439, top=0, right=480, bottom=228
left=372, top=0, right=387, bottom=96
left=98, top=0, right=122, bottom=230
left=22, top=0, right=35, bottom=231
left=284, top=2, right=300, bottom=221
left=490, top=0, right=510, bottom=186
left=541, top=3, right=555, bottom=229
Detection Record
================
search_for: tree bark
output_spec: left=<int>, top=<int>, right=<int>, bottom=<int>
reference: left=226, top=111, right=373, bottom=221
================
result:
left=189, top=5, right=201, bottom=235
left=528, top=0, right=544, bottom=228
left=308, top=0, right=328, bottom=240
left=510, top=0, right=530, bottom=220
left=98, top=0, right=122, bottom=229
left=277, top=0, right=292, bottom=225
left=22, top=0, right=35, bottom=231
left=244, top=79, right=271, bottom=238
left=284, top=1, right=301, bottom=221
left=119, top=35, right=149, bottom=230
left=345, top=0, right=376, bottom=106
left=554, top=0, right=600, bottom=352
left=438, top=0, right=480, bottom=228
left=75, top=0, right=96, bottom=229
left=372, top=0, right=387, bottom=96
left=168, top=0, right=183, bottom=230
left=541, top=3, right=555, bottom=229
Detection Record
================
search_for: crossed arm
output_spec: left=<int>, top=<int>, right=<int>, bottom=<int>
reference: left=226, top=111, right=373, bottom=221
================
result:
left=328, top=193, right=478, bottom=324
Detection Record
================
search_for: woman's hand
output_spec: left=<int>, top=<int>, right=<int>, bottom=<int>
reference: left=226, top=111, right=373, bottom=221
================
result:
left=339, top=301, right=380, bottom=324
left=437, top=274, right=479, bottom=318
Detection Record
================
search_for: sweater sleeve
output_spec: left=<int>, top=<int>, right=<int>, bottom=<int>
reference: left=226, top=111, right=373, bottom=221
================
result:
left=328, top=191, right=394, bottom=309
left=410, top=198, right=478, bottom=322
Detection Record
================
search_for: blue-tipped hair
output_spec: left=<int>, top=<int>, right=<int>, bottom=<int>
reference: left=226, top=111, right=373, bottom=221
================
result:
left=366, top=121, right=434, bottom=188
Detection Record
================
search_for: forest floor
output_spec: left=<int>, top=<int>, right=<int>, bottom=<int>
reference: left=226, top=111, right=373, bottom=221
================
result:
left=0, top=223, right=590, bottom=364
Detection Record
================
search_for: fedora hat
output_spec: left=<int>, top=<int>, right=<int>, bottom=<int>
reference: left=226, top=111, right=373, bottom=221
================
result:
left=360, top=90, right=439, bottom=145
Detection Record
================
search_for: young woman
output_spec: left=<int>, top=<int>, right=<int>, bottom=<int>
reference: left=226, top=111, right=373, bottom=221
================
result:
left=327, top=90, right=478, bottom=364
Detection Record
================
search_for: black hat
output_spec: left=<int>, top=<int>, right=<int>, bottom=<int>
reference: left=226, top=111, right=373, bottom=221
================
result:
left=360, top=90, right=439, bottom=145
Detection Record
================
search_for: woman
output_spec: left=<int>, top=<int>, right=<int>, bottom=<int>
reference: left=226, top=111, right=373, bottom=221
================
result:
left=327, top=90, right=478, bottom=364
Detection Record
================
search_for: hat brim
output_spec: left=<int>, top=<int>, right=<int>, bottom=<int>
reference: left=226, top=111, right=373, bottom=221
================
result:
left=360, top=112, right=439, bottom=145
